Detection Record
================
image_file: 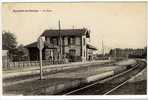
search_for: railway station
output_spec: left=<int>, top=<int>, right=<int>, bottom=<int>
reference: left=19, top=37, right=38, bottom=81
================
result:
left=2, top=29, right=147, bottom=95
left=1, top=2, right=147, bottom=96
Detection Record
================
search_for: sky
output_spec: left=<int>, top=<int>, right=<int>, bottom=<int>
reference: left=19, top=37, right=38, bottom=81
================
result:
left=2, top=2, right=147, bottom=53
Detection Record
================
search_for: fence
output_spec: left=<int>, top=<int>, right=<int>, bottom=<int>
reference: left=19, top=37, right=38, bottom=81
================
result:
left=3, top=60, right=67, bottom=71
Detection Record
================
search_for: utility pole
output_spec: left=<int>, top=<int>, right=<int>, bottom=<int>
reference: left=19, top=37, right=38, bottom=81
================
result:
left=59, top=20, right=62, bottom=60
left=102, top=40, right=104, bottom=56
left=115, top=48, right=116, bottom=58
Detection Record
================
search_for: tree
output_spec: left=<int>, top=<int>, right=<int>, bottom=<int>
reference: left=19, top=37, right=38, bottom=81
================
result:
left=16, top=44, right=29, bottom=61
left=2, top=31, right=17, bottom=60
left=10, top=44, right=29, bottom=61
left=2, top=31, right=17, bottom=50
left=2, top=31, right=29, bottom=61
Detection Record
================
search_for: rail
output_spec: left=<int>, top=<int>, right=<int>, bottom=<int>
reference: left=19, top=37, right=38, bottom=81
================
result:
left=63, top=60, right=145, bottom=95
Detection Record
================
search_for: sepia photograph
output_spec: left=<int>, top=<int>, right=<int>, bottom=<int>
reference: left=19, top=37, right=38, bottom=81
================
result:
left=1, top=1, right=147, bottom=96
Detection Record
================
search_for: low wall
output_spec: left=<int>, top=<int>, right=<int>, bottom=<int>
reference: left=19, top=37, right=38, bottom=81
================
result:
left=115, top=59, right=136, bottom=66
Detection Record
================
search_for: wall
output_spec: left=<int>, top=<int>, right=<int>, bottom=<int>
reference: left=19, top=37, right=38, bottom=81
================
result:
left=45, top=36, right=88, bottom=62
left=64, top=37, right=81, bottom=56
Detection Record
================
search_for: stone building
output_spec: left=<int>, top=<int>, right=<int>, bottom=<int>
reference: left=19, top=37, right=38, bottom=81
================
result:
left=26, top=28, right=97, bottom=62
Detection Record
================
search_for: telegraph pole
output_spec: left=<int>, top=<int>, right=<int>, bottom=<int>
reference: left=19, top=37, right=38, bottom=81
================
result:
left=102, top=40, right=104, bottom=56
left=59, top=20, right=62, bottom=60
left=115, top=48, right=116, bottom=58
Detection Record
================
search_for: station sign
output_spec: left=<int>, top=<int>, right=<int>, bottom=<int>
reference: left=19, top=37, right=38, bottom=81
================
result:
left=37, top=37, right=44, bottom=50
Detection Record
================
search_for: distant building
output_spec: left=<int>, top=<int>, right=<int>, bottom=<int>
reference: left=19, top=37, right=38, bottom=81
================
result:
left=25, top=28, right=97, bottom=62
left=109, top=48, right=146, bottom=59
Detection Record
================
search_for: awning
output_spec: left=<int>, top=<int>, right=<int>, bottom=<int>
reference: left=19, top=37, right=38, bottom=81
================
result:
left=86, top=44, right=97, bottom=50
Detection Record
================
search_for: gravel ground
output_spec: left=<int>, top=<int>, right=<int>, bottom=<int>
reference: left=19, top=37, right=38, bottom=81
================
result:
left=109, top=80, right=147, bottom=95
left=128, top=68, right=147, bottom=82
left=109, top=67, right=147, bottom=95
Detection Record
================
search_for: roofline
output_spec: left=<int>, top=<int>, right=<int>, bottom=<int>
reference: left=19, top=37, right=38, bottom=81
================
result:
left=41, top=28, right=90, bottom=37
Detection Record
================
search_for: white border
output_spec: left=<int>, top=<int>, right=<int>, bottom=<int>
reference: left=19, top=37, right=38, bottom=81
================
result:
left=1, top=0, right=148, bottom=2
left=1, top=95, right=148, bottom=99
left=0, top=0, right=148, bottom=99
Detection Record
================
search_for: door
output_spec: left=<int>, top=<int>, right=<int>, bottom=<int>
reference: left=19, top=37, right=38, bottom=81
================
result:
left=69, top=49, right=76, bottom=62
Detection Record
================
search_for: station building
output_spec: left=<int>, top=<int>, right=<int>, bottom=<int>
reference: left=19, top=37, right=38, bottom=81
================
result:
left=25, top=28, right=97, bottom=62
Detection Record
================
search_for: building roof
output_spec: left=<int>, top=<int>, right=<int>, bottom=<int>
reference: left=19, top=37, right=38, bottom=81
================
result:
left=25, top=42, right=37, bottom=48
left=25, top=41, right=58, bottom=49
left=86, top=44, right=97, bottom=50
left=41, top=28, right=90, bottom=37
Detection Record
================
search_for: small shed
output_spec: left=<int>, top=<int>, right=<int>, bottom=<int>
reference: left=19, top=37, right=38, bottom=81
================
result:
left=25, top=41, right=57, bottom=61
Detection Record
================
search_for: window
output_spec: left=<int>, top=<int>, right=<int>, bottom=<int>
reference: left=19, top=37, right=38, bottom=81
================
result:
left=71, top=37, right=75, bottom=45
left=53, top=38, right=57, bottom=45
left=76, top=37, right=80, bottom=45
left=51, top=37, right=58, bottom=45
left=69, top=49, right=76, bottom=56
left=64, top=37, right=68, bottom=45
left=68, top=37, right=70, bottom=45
left=68, top=37, right=75, bottom=45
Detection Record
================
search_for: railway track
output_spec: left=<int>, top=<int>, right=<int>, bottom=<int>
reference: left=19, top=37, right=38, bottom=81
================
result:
left=60, top=60, right=146, bottom=95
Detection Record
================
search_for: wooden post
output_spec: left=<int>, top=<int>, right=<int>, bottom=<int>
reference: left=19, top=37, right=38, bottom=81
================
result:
left=39, top=49, right=43, bottom=79
left=37, top=37, right=44, bottom=80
